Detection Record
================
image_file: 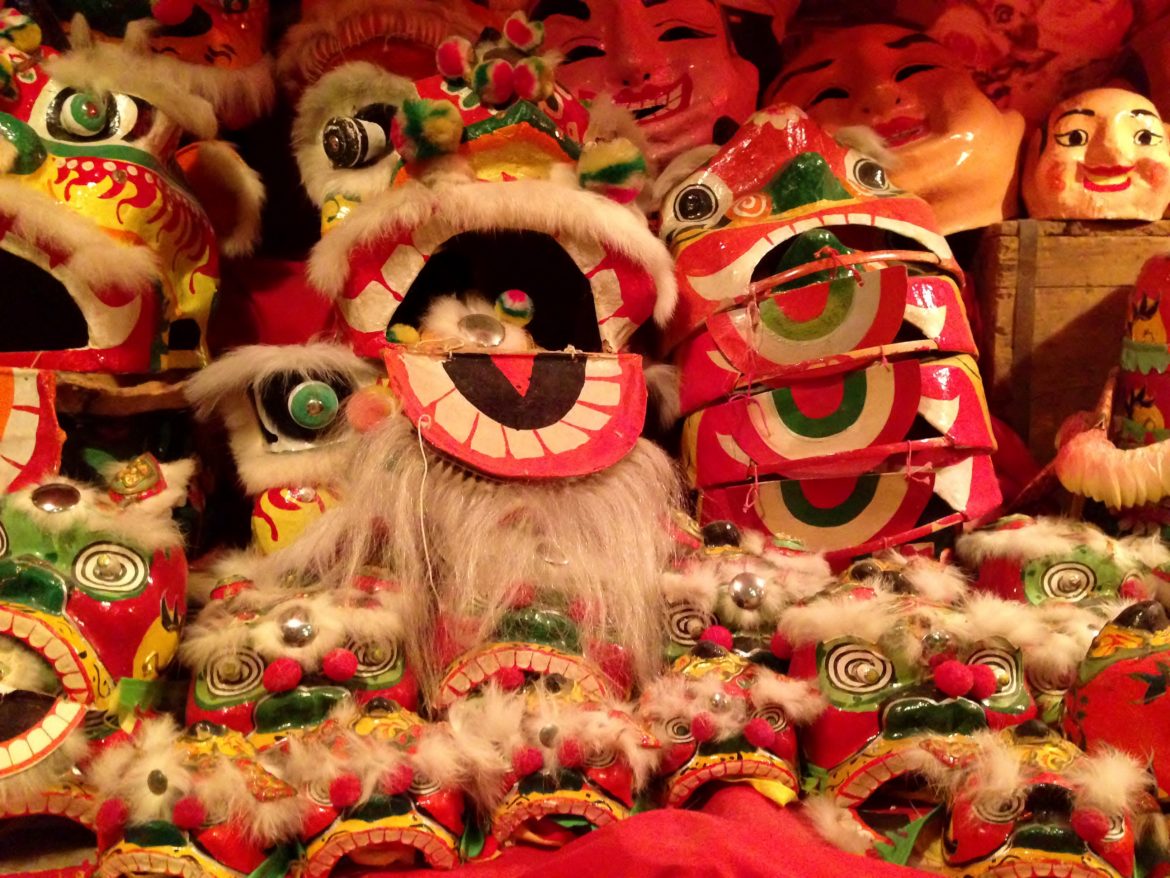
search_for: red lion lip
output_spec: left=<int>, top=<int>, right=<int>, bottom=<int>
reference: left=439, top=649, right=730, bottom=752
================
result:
left=871, top=116, right=929, bottom=148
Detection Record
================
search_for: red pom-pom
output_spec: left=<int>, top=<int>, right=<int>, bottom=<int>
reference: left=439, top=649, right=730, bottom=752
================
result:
left=567, top=598, right=589, bottom=622
left=1121, top=576, right=1149, bottom=600
left=381, top=763, right=414, bottom=796
left=493, top=666, right=526, bottom=691
left=172, top=795, right=206, bottom=831
left=743, top=717, right=776, bottom=750
left=933, top=659, right=974, bottom=698
left=436, top=36, right=473, bottom=80
left=345, top=386, right=398, bottom=433
left=557, top=738, right=584, bottom=769
left=263, top=658, right=303, bottom=693
left=700, top=625, right=734, bottom=650
left=503, top=12, right=543, bottom=52
left=152, top=0, right=194, bottom=26
left=769, top=630, right=792, bottom=660
left=509, top=582, right=537, bottom=609
left=322, top=648, right=359, bottom=683
left=476, top=59, right=515, bottom=106
left=329, top=773, right=363, bottom=809
left=96, top=797, right=129, bottom=842
left=690, top=712, right=716, bottom=743
left=1071, top=807, right=1112, bottom=844
left=512, top=746, right=544, bottom=776
left=968, top=664, right=998, bottom=701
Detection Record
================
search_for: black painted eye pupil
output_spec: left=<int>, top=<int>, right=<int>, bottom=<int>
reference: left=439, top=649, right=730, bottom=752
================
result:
left=677, top=186, right=715, bottom=221
left=855, top=159, right=888, bottom=190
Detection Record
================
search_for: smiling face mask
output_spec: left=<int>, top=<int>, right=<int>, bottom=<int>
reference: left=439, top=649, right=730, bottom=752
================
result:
left=533, top=0, right=758, bottom=166
left=1023, top=88, right=1170, bottom=221
left=770, top=23, right=1025, bottom=235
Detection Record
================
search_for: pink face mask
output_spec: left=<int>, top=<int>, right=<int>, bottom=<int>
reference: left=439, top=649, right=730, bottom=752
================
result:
left=1023, top=87, right=1170, bottom=220
left=533, top=0, right=758, bottom=166
left=769, top=23, right=1025, bottom=234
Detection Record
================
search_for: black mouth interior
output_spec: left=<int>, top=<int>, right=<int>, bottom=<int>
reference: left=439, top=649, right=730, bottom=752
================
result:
left=0, top=690, right=56, bottom=740
left=443, top=354, right=585, bottom=429
left=633, top=105, right=665, bottom=120
left=392, top=231, right=603, bottom=354
left=859, top=771, right=936, bottom=813
left=0, top=815, right=96, bottom=870
left=0, top=249, right=88, bottom=352
left=749, top=228, right=932, bottom=294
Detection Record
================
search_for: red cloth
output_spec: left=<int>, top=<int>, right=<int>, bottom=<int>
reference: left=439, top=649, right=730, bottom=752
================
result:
left=356, top=790, right=935, bottom=878
left=210, top=257, right=333, bottom=351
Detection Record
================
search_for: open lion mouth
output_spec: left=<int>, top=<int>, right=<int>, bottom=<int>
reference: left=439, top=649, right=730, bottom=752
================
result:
left=0, top=812, right=97, bottom=875
left=0, top=248, right=89, bottom=355
left=306, top=826, right=460, bottom=875
left=667, top=752, right=798, bottom=808
left=493, top=793, right=623, bottom=848
left=0, top=614, right=92, bottom=778
left=392, top=230, right=603, bottom=355
left=96, top=851, right=206, bottom=878
left=436, top=643, right=608, bottom=708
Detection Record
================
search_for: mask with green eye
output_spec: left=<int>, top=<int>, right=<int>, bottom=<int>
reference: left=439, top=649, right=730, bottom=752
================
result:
left=783, top=592, right=1044, bottom=865
left=932, top=724, right=1146, bottom=878
left=957, top=515, right=1157, bottom=606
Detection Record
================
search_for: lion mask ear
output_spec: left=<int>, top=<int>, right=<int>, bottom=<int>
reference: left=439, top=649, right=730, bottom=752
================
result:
left=176, top=141, right=266, bottom=257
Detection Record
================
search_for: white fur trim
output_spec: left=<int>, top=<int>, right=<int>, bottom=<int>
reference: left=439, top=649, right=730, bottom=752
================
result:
left=956, top=517, right=1115, bottom=565
left=803, top=796, right=878, bottom=855
left=1069, top=747, right=1152, bottom=817
left=49, top=20, right=217, bottom=140
left=308, top=178, right=678, bottom=337
left=4, top=466, right=187, bottom=552
left=183, top=141, right=266, bottom=258
left=183, top=343, right=378, bottom=495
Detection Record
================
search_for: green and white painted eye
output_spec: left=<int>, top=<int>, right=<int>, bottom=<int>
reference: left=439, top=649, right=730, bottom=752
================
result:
left=0, top=521, right=8, bottom=557
left=752, top=705, right=789, bottom=733
left=973, top=791, right=1025, bottom=824
left=205, top=649, right=265, bottom=699
left=968, top=647, right=1020, bottom=697
left=73, top=542, right=147, bottom=595
left=825, top=643, right=894, bottom=694
left=1042, top=562, right=1095, bottom=601
left=667, top=602, right=716, bottom=646
left=59, top=91, right=109, bottom=137
left=45, top=88, right=150, bottom=144
left=350, top=640, right=399, bottom=678
left=287, top=381, right=340, bottom=431
left=665, top=716, right=693, bottom=744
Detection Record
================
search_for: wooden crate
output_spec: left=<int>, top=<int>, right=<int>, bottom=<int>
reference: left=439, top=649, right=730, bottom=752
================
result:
left=976, top=219, right=1170, bottom=464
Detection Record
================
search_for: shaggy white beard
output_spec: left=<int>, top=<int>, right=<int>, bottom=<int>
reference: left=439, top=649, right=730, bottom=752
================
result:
left=259, top=415, right=682, bottom=695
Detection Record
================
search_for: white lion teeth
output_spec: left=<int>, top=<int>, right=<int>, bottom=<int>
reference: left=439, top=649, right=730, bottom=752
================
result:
left=536, top=422, right=589, bottom=454
left=503, top=428, right=543, bottom=459
left=561, top=404, right=610, bottom=431
left=578, top=380, right=620, bottom=406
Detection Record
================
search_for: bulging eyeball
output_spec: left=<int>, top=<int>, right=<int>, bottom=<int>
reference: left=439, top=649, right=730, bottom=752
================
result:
left=322, top=104, right=396, bottom=170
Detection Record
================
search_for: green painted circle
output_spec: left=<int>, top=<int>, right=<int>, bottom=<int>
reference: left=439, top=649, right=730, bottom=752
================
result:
left=64, top=93, right=106, bottom=136
left=287, top=381, right=339, bottom=430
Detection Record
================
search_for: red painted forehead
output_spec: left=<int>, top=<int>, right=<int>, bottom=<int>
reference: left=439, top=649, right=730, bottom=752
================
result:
left=0, top=45, right=53, bottom=123
left=702, top=106, right=848, bottom=201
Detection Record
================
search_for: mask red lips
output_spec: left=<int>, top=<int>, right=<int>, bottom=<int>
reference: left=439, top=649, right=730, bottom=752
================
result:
left=384, top=349, right=648, bottom=479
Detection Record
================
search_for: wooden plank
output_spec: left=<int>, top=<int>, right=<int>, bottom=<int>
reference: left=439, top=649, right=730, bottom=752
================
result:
left=975, top=220, right=1170, bottom=464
